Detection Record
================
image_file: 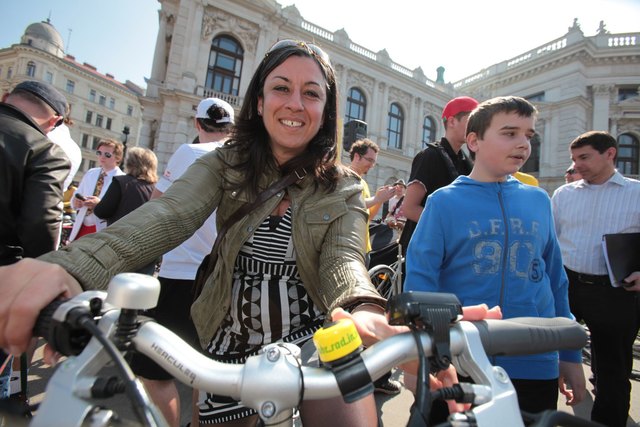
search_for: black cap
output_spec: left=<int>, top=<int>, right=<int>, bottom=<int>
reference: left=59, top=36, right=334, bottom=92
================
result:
left=13, top=80, right=67, bottom=117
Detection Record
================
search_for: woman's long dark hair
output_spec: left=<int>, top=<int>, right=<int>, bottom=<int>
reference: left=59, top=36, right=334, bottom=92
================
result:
left=227, top=42, right=341, bottom=195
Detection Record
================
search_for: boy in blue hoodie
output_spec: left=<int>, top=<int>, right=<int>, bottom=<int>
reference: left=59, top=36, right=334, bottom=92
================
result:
left=405, top=96, right=585, bottom=414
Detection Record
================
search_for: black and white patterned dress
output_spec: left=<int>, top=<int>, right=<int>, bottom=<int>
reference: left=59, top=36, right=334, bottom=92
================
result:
left=198, top=207, right=324, bottom=423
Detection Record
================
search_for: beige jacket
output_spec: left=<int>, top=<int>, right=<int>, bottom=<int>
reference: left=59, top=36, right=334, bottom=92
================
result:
left=41, top=145, right=385, bottom=348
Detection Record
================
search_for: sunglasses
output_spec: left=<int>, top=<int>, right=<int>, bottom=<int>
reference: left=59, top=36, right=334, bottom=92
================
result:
left=565, top=168, right=576, bottom=175
left=96, top=150, right=113, bottom=158
left=54, top=116, right=64, bottom=128
left=266, top=39, right=331, bottom=64
left=362, top=156, right=377, bottom=165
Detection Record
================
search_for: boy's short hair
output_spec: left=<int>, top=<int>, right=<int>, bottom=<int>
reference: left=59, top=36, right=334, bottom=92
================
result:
left=467, top=96, right=538, bottom=139
left=349, top=138, right=379, bottom=161
left=570, top=130, right=617, bottom=154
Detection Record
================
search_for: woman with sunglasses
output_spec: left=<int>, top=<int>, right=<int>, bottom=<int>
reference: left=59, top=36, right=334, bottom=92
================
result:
left=67, top=138, right=124, bottom=242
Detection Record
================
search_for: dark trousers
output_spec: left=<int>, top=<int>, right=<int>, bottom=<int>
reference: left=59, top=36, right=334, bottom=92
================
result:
left=567, top=271, right=640, bottom=427
left=511, top=378, right=558, bottom=414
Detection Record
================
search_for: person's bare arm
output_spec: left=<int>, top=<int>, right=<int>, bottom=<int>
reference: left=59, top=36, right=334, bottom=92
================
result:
left=366, top=186, right=395, bottom=218
left=402, top=182, right=427, bottom=222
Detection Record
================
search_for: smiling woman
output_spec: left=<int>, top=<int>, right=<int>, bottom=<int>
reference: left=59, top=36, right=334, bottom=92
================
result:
left=258, top=55, right=327, bottom=165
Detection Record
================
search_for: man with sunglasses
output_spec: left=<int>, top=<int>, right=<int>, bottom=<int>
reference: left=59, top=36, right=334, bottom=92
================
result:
left=68, top=138, right=124, bottom=242
left=0, top=80, right=71, bottom=402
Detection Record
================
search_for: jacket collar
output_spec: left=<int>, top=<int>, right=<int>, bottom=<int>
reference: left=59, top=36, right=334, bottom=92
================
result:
left=0, top=102, right=46, bottom=136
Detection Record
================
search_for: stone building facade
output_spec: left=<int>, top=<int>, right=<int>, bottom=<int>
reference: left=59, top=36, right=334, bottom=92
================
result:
left=0, top=19, right=144, bottom=182
left=140, top=0, right=639, bottom=194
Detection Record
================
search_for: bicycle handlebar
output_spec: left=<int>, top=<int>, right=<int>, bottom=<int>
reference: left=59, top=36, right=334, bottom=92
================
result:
left=28, top=274, right=591, bottom=427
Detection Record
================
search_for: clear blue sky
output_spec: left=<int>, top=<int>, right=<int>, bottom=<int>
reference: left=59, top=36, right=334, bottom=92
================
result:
left=1, top=0, right=638, bottom=87
left=0, top=0, right=159, bottom=88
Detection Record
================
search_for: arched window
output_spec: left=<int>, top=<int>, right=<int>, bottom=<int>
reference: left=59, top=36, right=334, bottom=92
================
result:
left=345, top=87, right=366, bottom=122
left=521, top=133, right=541, bottom=173
left=422, top=116, right=436, bottom=146
left=205, top=35, right=243, bottom=96
left=387, top=103, right=404, bottom=149
left=26, top=61, right=36, bottom=77
left=617, top=133, right=639, bottom=175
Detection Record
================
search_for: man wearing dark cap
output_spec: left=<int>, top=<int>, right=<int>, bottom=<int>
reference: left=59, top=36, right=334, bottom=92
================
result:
left=0, top=80, right=70, bottom=264
left=0, top=80, right=71, bottom=402
left=399, top=96, right=478, bottom=258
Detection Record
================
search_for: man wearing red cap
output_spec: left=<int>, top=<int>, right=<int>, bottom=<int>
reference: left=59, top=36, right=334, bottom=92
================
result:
left=399, top=96, right=478, bottom=258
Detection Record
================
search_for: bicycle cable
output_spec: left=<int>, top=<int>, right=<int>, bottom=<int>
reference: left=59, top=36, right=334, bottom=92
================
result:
left=407, top=328, right=430, bottom=427
left=77, top=315, right=160, bottom=427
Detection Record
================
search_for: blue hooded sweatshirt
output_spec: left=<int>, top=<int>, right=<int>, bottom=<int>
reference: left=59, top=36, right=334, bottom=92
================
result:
left=405, top=175, right=581, bottom=380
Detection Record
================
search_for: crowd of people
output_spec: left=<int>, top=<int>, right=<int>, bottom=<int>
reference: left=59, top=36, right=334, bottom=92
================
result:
left=0, top=39, right=639, bottom=427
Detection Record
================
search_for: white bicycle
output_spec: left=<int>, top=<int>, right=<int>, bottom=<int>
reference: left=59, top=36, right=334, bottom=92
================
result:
left=2, top=273, right=602, bottom=427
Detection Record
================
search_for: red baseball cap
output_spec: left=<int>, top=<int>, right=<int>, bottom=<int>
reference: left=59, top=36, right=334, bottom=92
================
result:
left=442, top=96, right=479, bottom=120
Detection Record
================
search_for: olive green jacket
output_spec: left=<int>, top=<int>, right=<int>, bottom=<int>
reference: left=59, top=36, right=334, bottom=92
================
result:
left=41, top=144, right=385, bottom=348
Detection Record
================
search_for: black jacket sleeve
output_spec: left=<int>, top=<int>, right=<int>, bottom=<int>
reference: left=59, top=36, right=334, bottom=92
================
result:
left=20, top=141, right=70, bottom=258
left=93, top=178, right=123, bottom=221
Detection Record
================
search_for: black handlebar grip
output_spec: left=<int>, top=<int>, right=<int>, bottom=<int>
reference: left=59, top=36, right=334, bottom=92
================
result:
left=473, top=317, right=587, bottom=356
left=33, top=299, right=67, bottom=341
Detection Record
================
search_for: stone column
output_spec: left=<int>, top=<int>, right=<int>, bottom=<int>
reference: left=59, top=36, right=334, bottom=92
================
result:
left=150, top=10, right=168, bottom=82
left=592, top=84, right=613, bottom=131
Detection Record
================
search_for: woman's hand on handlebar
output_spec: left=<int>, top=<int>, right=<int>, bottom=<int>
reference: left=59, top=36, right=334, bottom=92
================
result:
left=331, top=303, right=503, bottom=347
left=332, top=305, right=407, bottom=347
left=334, top=303, right=502, bottom=414
left=0, top=259, right=82, bottom=356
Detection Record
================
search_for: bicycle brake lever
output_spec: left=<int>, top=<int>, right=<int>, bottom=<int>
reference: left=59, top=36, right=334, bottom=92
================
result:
left=387, top=291, right=462, bottom=371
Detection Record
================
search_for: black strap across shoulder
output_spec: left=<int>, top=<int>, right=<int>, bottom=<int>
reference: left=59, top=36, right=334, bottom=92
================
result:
left=425, top=143, right=459, bottom=181
left=193, top=168, right=307, bottom=299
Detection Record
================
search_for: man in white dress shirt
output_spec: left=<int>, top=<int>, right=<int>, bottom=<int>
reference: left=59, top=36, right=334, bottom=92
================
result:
left=552, top=130, right=640, bottom=427
left=68, top=138, right=124, bottom=242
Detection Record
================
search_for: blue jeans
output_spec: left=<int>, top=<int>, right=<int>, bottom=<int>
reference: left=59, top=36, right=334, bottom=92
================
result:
left=0, top=352, right=12, bottom=399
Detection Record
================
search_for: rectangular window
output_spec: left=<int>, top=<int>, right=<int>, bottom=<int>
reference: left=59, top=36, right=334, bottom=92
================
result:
left=109, top=97, right=115, bottom=110
left=81, top=134, right=89, bottom=148
left=618, top=88, right=638, bottom=102
left=106, top=118, right=112, bottom=130
left=92, top=136, right=101, bottom=150
left=89, top=89, right=96, bottom=102
left=88, top=160, right=97, bottom=169
left=126, top=105, right=133, bottom=116
left=85, top=111, right=93, bottom=123
left=45, top=71, right=54, bottom=83
left=7, top=67, right=12, bottom=78
left=96, top=114, right=104, bottom=128
left=98, top=95, right=106, bottom=106
left=525, top=92, right=545, bottom=102
left=66, top=80, right=75, bottom=94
